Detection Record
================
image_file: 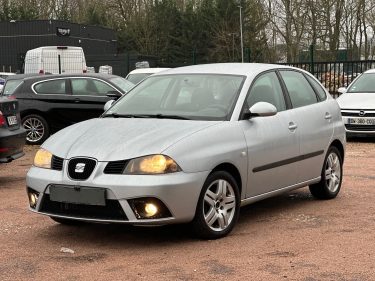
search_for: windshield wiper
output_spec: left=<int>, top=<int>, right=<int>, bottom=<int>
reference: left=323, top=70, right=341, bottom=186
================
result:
left=151, top=114, right=190, bottom=120
left=102, top=113, right=190, bottom=120
left=102, top=113, right=150, bottom=118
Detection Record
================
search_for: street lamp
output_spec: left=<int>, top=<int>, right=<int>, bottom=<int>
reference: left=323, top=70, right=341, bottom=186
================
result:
left=238, top=4, right=244, bottom=63
left=228, top=33, right=236, bottom=61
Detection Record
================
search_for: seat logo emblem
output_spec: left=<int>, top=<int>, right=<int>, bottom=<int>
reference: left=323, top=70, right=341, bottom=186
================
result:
left=359, top=110, right=365, bottom=117
left=75, top=163, right=86, bottom=173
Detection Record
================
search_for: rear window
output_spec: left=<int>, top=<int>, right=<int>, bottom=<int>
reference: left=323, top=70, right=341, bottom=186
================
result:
left=2, top=80, right=23, bottom=96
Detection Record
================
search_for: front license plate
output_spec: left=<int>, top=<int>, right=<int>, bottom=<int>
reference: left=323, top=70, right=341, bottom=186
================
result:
left=7, top=115, right=18, bottom=126
left=49, top=185, right=106, bottom=206
left=348, top=118, right=375, bottom=125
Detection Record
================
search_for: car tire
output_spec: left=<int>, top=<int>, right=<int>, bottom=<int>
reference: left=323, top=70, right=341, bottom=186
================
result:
left=192, top=171, right=240, bottom=239
left=22, top=114, right=50, bottom=145
left=309, top=146, right=343, bottom=199
left=50, top=216, right=82, bottom=225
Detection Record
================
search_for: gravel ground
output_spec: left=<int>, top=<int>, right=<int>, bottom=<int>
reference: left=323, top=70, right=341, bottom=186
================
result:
left=0, top=140, right=374, bottom=281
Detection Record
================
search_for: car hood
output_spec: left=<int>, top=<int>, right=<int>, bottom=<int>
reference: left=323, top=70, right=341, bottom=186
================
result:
left=337, top=93, right=375, bottom=109
left=43, top=118, right=222, bottom=161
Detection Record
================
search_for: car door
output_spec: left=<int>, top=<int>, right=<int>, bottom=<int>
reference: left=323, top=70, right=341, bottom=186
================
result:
left=69, top=77, right=117, bottom=122
left=239, top=71, right=300, bottom=198
left=278, top=70, right=333, bottom=183
left=32, top=78, right=75, bottom=129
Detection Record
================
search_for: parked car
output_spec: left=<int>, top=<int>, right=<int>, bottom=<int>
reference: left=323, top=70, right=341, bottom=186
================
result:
left=1, top=73, right=134, bottom=144
left=27, top=63, right=345, bottom=239
left=0, top=78, right=5, bottom=93
left=126, top=67, right=170, bottom=84
left=337, top=69, right=375, bottom=137
left=0, top=97, right=26, bottom=163
left=0, top=72, right=16, bottom=80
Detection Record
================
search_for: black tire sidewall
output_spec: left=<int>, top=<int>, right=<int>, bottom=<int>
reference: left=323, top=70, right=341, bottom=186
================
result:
left=323, top=147, right=343, bottom=196
left=193, top=170, right=240, bottom=239
left=22, top=114, right=49, bottom=145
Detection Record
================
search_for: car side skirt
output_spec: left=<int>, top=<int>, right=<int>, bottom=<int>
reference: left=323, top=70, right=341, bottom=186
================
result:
left=240, top=177, right=321, bottom=207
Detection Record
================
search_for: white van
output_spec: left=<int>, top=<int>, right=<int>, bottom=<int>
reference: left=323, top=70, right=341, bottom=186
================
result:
left=24, top=46, right=87, bottom=74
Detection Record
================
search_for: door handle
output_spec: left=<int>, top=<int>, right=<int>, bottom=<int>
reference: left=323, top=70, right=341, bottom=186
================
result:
left=325, top=112, right=332, bottom=120
left=74, top=98, right=80, bottom=103
left=288, top=122, right=298, bottom=131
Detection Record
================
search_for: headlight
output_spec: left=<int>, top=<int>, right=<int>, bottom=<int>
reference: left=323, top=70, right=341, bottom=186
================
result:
left=124, top=155, right=181, bottom=174
left=33, top=148, right=52, bottom=169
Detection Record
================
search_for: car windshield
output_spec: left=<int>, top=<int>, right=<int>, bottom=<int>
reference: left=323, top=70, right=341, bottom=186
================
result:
left=2, top=79, right=23, bottom=96
left=109, top=77, right=134, bottom=93
left=105, top=74, right=245, bottom=121
left=347, top=73, right=375, bottom=93
left=126, top=73, right=151, bottom=84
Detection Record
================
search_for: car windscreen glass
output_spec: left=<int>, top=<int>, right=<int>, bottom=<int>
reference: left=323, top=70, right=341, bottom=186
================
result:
left=2, top=80, right=23, bottom=96
left=347, top=73, right=375, bottom=93
left=105, top=74, right=245, bottom=121
left=126, top=73, right=151, bottom=84
left=109, top=77, right=134, bottom=93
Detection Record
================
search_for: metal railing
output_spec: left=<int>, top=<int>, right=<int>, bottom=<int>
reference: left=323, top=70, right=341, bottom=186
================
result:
left=282, top=60, right=375, bottom=97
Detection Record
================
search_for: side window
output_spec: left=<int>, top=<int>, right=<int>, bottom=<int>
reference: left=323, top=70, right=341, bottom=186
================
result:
left=246, top=71, right=286, bottom=112
left=34, top=79, right=66, bottom=95
left=71, top=78, right=115, bottom=96
left=305, top=75, right=327, bottom=100
left=280, top=71, right=318, bottom=108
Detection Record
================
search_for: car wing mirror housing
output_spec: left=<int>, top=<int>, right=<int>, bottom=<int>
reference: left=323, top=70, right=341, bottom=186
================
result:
left=104, top=99, right=115, bottom=111
left=106, top=90, right=122, bottom=100
left=247, top=102, right=277, bottom=118
left=337, top=87, right=347, bottom=94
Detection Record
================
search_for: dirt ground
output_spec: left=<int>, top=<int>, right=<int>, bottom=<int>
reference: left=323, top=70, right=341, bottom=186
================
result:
left=0, top=140, right=374, bottom=281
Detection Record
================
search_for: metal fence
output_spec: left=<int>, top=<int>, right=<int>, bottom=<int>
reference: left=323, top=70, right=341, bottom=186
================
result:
left=282, top=60, right=375, bottom=97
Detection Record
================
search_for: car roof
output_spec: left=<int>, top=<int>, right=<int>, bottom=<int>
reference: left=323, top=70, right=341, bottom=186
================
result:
left=6, top=73, right=122, bottom=81
left=152, top=63, right=298, bottom=77
left=363, top=69, right=375, bottom=74
left=127, top=68, right=170, bottom=75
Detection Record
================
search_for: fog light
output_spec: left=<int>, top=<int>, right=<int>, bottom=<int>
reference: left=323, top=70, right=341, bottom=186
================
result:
left=128, top=197, right=172, bottom=219
left=27, top=188, right=39, bottom=209
left=144, top=203, right=158, bottom=217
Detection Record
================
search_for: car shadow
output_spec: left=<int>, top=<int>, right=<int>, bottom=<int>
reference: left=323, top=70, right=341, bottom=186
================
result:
left=40, top=188, right=318, bottom=245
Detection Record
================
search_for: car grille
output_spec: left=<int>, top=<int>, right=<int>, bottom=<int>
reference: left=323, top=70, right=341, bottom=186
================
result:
left=67, top=158, right=96, bottom=180
left=51, top=155, right=64, bottom=171
left=103, top=160, right=128, bottom=174
left=341, top=111, right=375, bottom=117
left=39, top=194, right=128, bottom=221
left=345, top=124, right=375, bottom=131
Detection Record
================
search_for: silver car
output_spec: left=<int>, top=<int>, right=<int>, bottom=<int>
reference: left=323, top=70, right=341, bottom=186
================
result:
left=337, top=69, right=375, bottom=136
left=27, top=63, right=346, bottom=239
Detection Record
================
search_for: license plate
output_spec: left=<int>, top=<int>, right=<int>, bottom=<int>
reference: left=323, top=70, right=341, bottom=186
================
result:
left=7, top=115, right=18, bottom=126
left=348, top=118, right=375, bottom=125
left=49, top=185, right=106, bottom=206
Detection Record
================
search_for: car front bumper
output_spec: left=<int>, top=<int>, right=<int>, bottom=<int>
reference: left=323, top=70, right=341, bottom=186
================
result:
left=0, top=127, right=26, bottom=163
left=341, top=115, right=375, bottom=136
left=26, top=165, right=209, bottom=225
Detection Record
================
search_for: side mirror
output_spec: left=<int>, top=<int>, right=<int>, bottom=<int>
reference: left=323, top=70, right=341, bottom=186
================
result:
left=104, top=100, right=115, bottom=111
left=106, top=90, right=122, bottom=100
left=249, top=102, right=277, bottom=118
left=337, top=87, right=347, bottom=94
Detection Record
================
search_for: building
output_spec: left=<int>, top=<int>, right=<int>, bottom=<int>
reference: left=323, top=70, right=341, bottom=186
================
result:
left=0, top=20, right=118, bottom=73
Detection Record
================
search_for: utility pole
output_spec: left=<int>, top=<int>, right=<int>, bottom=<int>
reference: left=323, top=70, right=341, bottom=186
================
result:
left=238, top=4, right=244, bottom=63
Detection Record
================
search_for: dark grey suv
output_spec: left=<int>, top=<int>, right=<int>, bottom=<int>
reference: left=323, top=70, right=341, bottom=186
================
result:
left=1, top=74, right=134, bottom=144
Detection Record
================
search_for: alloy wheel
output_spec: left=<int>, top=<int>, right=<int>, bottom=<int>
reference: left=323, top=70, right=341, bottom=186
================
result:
left=325, top=152, right=341, bottom=193
left=203, top=179, right=236, bottom=231
left=23, top=117, right=45, bottom=143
